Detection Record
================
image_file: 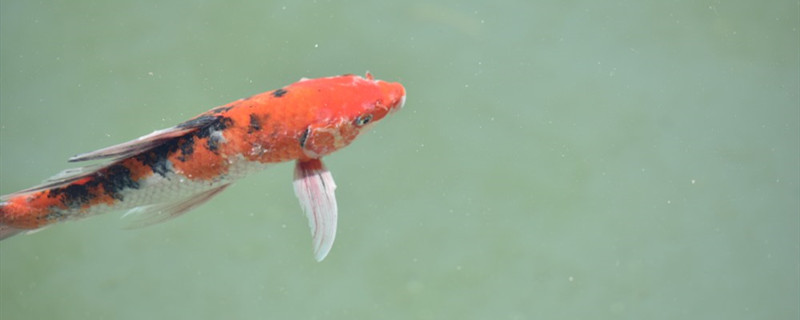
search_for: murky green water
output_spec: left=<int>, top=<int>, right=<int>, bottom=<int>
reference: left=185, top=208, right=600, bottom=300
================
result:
left=1, top=1, right=798, bottom=319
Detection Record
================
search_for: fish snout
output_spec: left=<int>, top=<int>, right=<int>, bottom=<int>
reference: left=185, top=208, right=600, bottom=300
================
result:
left=380, top=81, right=406, bottom=113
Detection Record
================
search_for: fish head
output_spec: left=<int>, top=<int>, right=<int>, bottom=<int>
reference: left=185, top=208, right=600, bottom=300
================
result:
left=299, top=73, right=405, bottom=159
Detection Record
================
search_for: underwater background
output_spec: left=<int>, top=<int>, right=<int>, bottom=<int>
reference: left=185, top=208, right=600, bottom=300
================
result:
left=1, top=1, right=798, bottom=319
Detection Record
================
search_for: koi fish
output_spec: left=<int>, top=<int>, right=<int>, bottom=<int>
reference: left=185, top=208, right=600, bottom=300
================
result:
left=0, top=73, right=405, bottom=261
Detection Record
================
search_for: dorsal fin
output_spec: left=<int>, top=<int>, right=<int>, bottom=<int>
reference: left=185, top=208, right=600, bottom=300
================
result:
left=68, top=115, right=217, bottom=162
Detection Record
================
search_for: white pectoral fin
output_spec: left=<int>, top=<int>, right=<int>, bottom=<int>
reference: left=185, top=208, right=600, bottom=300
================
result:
left=0, top=225, right=24, bottom=240
left=123, top=183, right=230, bottom=229
left=293, top=159, right=338, bottom=262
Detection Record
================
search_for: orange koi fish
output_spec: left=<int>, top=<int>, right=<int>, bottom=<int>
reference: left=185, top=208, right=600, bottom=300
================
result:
left=0, top=73, right=405, bottom=261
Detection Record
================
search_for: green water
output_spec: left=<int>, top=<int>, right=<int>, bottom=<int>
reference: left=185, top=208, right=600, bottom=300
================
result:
left=1, top=1, right=798, bottom=319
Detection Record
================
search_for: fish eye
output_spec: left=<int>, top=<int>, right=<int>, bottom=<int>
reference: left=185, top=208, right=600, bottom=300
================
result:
left=354, top=114, right=373, bottom=126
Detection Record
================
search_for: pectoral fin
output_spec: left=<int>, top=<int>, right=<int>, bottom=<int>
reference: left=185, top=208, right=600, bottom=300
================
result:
left=122, top=183, right=230, bottom=228
left=293, top=159, right=338, bottom=262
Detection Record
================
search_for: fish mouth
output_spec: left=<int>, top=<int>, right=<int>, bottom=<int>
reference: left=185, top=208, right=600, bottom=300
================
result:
left=390, top=94, right=406, bottom=114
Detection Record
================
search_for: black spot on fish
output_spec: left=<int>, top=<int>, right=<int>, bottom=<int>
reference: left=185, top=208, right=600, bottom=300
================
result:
left=273, top=88, right=287, bottom=98
left=299, top=127, right=310, bottom=149
left=193, top=116, right=233, bottom=153
left=177, top=136, right=195, bottom=162
left=50, top=184, right=93, bottom=209
left=207, top=135, right=221, bottom=151
left=194, top=116, right=233, bottom=139
left=125, top=115, right=234, bottom=176
left=248, top=114, right=261, bottom=133
left=100, top=165, right=140, bottom=200
left=136, top=142, right=175, bottom=177
left=44, top=163, right=142, bottom=210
